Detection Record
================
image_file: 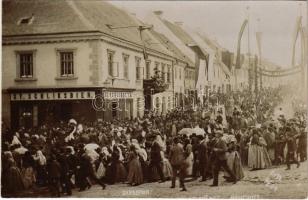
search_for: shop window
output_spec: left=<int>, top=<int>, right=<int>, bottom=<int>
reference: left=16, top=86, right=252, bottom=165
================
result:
left=112, top=101, right=118, bottom=118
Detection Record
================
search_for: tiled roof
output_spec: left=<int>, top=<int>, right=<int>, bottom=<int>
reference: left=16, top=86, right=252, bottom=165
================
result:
left=162, top=19, right=197, bottom=46
left=3, top=0, right=94, bottom=35
left=150, top=30, right=194, bottom=66
left=3, top=0, right=171, bottom=56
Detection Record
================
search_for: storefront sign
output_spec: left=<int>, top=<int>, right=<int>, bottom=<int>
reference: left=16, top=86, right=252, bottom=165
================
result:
left=10, top=91, right=96, bottom=101
left=102, top=91, right=133, bottom=99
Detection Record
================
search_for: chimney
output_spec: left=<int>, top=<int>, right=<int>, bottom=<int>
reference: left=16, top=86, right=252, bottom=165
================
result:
left=153, top=10, right=163, bottom=17
left=174, top=21, right=183, bottom=26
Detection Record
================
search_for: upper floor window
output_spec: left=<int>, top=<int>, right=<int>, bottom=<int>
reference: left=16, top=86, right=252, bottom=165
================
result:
left=136, top=57, right=142, bottom=80
left=60, top=52, right=74, bottom=77
left=179, top=68, right=182, bottom=80
left=108, top=50, right=115, bottom=77
left=146, top=60, right=151, bottom=79
left=175, top=67, right=177, bottom=79
left=154, top=62, right=160, bottom=75
left=167, top=65, right=171, bottom=83
left=123, top=54, right=129, bottom=79
left=19, top=53, right=33, bottom=78
left=161, top=63, right=166, bottom=82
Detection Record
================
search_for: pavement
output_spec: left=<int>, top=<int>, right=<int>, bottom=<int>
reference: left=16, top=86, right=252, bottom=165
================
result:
left=18, top=160, right=308, bottom=198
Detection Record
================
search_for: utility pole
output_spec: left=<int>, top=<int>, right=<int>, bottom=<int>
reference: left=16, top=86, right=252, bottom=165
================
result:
left=254, top=55, right=258, bottom=97
left=246, top=6, right=253, bottom=93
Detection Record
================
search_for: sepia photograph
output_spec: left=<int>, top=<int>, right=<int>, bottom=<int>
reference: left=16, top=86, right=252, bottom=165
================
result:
left=1, top=0, right=308, bottom=198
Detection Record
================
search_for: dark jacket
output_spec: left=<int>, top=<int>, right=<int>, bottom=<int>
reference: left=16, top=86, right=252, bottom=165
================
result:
left=151, top=142, right=162, bottom=163
left=213, top=138, right=228, bottom=161
left=47, top=159, right=62, bottom=179
left=169, top=143, right=184, bottom=166
left=198, top=140, right=208, bottom=164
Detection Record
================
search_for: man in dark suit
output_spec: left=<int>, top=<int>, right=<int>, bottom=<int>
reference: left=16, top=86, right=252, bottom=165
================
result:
left=211, top=130, right=236, bottom=186
left=198, top=135, right=208, bottom=182
left=169, top=137, right=186, bottom=191
left=149, top=135, right=165, bottom=183
left=285, top=127, right=300, bottom=170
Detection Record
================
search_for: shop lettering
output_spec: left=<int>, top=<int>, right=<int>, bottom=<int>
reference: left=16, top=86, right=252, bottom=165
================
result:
left=10, top=91, right=95, bottom=101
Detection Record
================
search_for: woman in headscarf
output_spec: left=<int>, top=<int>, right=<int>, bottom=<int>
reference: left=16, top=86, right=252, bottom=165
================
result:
left=224, top=137, right=244, bottom=181
left=3, top=158, right=25, bottom=196
left=183, top=138, right=194, bottom=177
left=248, top=129, right=271, bottom=170
left=127, top=145, right=143, bottom=186
left=21, top=151, right=36, bottom=189
left=33, top=149, right=47, bottom=186
left=108, top=144, right=127, bottom=184
left=132, top=140, right=149, bottom=182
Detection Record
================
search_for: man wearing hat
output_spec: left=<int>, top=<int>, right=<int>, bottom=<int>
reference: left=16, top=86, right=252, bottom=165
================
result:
left=211, top=129, right=236, bottom=186
left=197, top=135, right=208, bottom=182
left=285, top=127, right=300, bottom=170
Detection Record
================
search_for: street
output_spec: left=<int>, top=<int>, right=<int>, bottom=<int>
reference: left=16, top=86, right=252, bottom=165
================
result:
left=20, top=161, right=307, bottom=198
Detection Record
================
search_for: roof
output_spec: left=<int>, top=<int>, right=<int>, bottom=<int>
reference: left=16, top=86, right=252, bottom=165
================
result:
left=3, top=0, right=171, bottom=56
left=149, top=30, right=194, bottom=66
left=162, top=19, right=197, bottom=46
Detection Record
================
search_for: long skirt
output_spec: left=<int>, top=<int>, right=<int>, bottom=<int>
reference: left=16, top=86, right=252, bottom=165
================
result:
left=127, top=158, right=143, bottom=185
left=248, top=145, right=271, bottom=169
left=224, top=151, right=244, bottom=181
left=185, top=153, right=194, bottom=176
left=115, top=162, right=127, bottom=183
left=5, top=167, right=25, bottom=195
left=268, top=148, right=275, bottom=162
left=162, top=158, right=173, bottom=179
left=22, top=167, right=36, bottom=189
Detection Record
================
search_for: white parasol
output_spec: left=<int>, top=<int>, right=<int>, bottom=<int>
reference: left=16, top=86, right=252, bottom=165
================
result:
left=178, top=128, right=193, bottom=136
left=192, top=126, right=205, bottom=136
left=68, top=118, right=77, bottom=125
left=84, top=143, right=100, bottom=151
left=14, top=146, right=28, bottom=155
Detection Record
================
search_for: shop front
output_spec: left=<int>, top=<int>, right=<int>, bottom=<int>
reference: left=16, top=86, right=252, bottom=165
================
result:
left=9, top=89, right=98, bottom=129
left=98, top=89, right=136, bottom=121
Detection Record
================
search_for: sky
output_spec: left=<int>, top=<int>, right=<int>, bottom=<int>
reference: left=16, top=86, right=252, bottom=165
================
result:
left=111, top=1, right=307, bottom=68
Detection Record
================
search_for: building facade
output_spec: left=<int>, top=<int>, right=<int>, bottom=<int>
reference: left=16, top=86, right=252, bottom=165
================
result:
left=2, top=0, right=179, bottom=128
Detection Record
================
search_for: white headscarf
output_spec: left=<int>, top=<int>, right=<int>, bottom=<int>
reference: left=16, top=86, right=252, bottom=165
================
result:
left=34, top=150, right=47, bottom=166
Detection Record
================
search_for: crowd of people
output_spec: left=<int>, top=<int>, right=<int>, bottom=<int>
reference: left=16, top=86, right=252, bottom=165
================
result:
left=1, top=87, right=307, bottom=197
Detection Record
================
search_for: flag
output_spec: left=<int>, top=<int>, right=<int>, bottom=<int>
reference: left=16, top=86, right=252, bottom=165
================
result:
left=256, top=32, right=262, bottom=63
left=291, top=16, right=302, bottom=66
left=235, top=19, right=248, bottom=69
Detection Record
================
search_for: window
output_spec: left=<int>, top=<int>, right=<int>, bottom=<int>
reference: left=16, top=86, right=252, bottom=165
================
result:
left=167, top=65, right=171, bottom=83
left=60, top=52, right=74, bottom=77
left=214, top=67, right=216, bottom=77
left=136, top=57, right=142, bottom=80
left=19, top=53, right=33, bottom=78
left=146, top=60, right=151, bottom=79
left=161, top=63, right=166, bottom=82
left=154, top=62, right=160, bottom=77
left=108, top=50, right=115, bottom=77
left=123, top=54, right=129, bottom=79
left=179, top=68, right=182, bottom=80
